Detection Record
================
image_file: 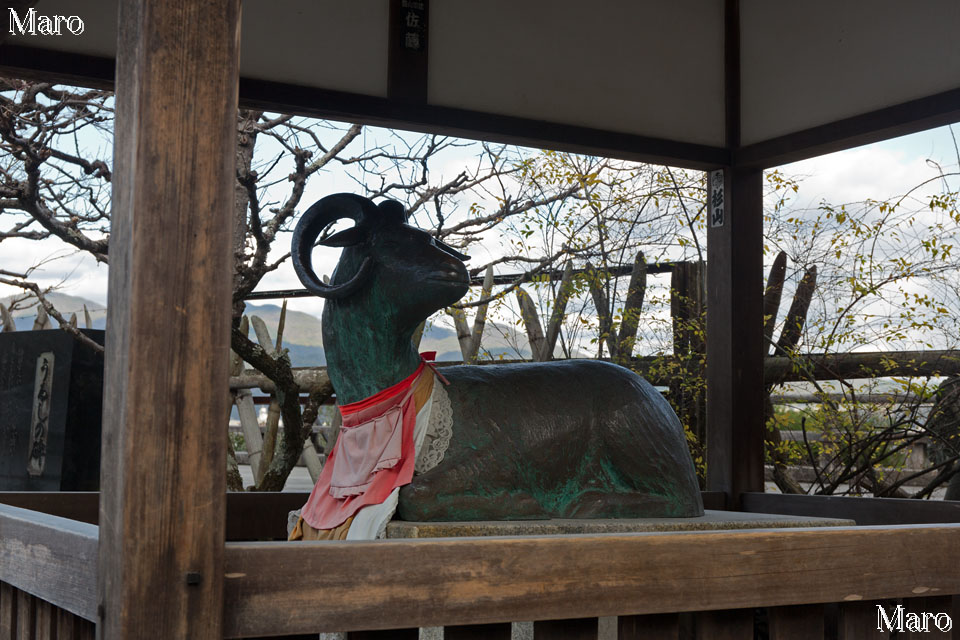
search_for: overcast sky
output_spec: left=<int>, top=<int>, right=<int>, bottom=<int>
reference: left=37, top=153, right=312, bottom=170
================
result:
left=2, top=123, right=957, bottom=323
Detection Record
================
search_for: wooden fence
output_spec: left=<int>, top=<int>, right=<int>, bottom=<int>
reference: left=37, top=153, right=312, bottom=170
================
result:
left=2, top=492, right=960, bottom=639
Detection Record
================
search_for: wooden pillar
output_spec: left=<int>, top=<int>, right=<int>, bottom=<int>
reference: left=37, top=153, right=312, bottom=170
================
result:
left=97, top=1, right=240, bottom=638
left=705, top=167, right=765, bottom=507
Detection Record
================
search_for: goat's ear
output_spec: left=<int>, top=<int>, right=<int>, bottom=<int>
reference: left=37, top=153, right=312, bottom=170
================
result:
left=320, top=226, right=368, bottom=247
left=378, top=200, right=407, bottom=225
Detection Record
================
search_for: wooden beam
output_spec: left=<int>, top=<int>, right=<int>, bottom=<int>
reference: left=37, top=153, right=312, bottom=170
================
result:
left=0, top=493, right=98, bottom=526
left=705, top=167, right=765, bottom=505
left=741, top=493, right=960, bottom=526
left=0, top=504, right=97, bottom=621
left=222, top=524, right=960, bottom=637
left=0, top=46, right=115, bottom=90
left=724, top=0, right=741, bottom=150
left=765, top=349, right=960, bottom=385
left=246, top=263, right=675, bottom=301
left=387, top=0, right=429, bottom=103
left=97, top=1, right=240, bottom=638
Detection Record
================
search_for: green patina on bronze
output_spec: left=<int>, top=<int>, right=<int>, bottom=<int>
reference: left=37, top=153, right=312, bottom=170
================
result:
left=294, top=193, right=704, bottom=520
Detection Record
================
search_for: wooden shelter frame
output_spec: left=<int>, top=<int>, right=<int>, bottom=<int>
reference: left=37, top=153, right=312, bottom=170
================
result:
left=1, top=1, right=960, bottom=638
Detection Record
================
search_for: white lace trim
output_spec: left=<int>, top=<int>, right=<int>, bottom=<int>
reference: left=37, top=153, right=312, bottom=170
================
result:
left=415, top=378, right=453, bottom=475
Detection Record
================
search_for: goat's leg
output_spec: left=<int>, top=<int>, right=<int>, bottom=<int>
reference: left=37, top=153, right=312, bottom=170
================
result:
left=398, top=483, right=547, bottom=521
left=398, top=455, right=548, bottom=521
left=597, top=402, right=704, bottom=517
left=563, top=489, right=691, bottom=519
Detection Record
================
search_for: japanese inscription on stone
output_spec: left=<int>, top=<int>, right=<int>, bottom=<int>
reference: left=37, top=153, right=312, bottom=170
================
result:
left=0, top=344, right=26, bottom=461
left=26, top=352, right=54, bottom=476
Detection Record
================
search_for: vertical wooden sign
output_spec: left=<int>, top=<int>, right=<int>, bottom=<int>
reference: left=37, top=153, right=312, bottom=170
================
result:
left=388, top=0, right=429, bottom=102
left=709, top=169, right=725, bottom=228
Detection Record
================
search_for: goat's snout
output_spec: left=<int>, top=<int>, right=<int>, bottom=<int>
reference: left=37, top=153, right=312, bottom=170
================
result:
left=428, top=263, right=469, bottom=285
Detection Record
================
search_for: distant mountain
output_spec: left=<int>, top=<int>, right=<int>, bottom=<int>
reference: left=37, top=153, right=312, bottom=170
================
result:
left=0, top=294, right=541, bottom=364
left=242, top=303, right=323, bottom=346
left=243, top=303, right=537, bottom=365
left=1, top=293, right=106, bottom=331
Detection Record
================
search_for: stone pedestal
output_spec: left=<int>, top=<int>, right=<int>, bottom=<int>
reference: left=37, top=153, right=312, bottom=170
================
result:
left=386, top=509, right=856, bottom=538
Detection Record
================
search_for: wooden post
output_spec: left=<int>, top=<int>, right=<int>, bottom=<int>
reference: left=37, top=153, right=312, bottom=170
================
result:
left=705, top=167, right=765, bottom=507
left=97, top=1, right=240, bottom=638
left=670, top=261, right=707, bottom=452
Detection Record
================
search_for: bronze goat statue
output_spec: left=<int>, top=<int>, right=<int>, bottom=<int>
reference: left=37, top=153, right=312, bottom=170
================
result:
left=292, top=193, right=703, bottom=527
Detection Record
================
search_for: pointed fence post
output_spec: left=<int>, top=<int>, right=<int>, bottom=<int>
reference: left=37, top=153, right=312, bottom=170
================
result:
left=761, top=253, right=813, bottom=495
left=615, top=253, right=647, bottom=364
left=412, top=320, right=426, bottom=349
left=542, top=261, right=575, bottom=361
left=32, top=305, right=51, bottom=330
left=448, top=307, right=473, bottom=358
left=447, top=265, right=495, bottom=363
left=233, top=317, right=266, bottom=486
left=585, top=261, right=617, bottom=358
left=467, top=266, right=495, bottom=362
left=763, top=251, right=787, bottom=354
left=250, top=315, right=282, bottom=476
left=0, top=304, right=14, bottom=332
left=516, top=287, right=547, bottom=361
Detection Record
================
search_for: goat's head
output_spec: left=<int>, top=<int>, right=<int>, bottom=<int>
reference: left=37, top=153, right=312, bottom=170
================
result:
left=291, top=193, right=471, bottom=329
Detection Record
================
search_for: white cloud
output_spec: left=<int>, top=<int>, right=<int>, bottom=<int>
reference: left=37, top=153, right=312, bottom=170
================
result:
left=777, top=125, right=958, bottom=208
left=0, top=236, right=108, bottom=305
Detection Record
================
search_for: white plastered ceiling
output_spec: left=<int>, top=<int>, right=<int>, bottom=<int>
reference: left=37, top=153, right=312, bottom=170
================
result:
left=427, top=0, right=727, bottom=147
left=22, top=0, right=390, bottom=98
left=14, top=0, right=960, bottom=151
left=239, top=1, right=388, bottom=97
left=740, top=0, right=960, bottom=145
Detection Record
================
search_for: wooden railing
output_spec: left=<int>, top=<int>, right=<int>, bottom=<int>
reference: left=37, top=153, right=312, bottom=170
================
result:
left=221, top=524, right=960, bottom=638
left=2, top=495, right=959, bottom=639
left=0, top=505, right=98, bottom=639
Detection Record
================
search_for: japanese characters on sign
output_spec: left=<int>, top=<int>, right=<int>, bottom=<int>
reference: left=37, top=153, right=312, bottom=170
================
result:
left=26, top=352, right=54, bottom=477
left=401, top=0, right=426, bottom=52
left=709, top=169, right=725, bottom=228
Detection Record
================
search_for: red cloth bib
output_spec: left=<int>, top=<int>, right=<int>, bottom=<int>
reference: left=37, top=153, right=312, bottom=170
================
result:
left=300, top=361, right=427, bottom=531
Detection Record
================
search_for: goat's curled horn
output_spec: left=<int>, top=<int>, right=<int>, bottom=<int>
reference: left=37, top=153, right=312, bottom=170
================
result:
left=291, top=193, right=379, bottom=299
